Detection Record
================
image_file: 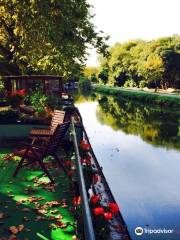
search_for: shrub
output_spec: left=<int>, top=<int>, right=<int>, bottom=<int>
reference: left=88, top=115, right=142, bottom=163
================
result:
left=139, top=80, right=147, bottom=88
left=79, top=77, right=91, bottom=93
left=25, top=88, right=47, bottom=114
left=124, top=79, right=137, bottom=88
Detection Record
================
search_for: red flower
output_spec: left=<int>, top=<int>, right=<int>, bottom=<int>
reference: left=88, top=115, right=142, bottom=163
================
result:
left=17, top=89, right=26, bottom=97
left=67, top=170, right=74, bottom=177
left=104, top=212, right=113, bottom=220
left=86, top=155, right=92, bottom=165
left=73, top=196, right=81, bottom=206
left=83, top=143, right=90, bottom=151
left=108, top=203, right=120, bottom=214
left=81, top=159, right=86, bottom=164
left=92, top=174, right=100, bottom=184
left=81, top=156, right=91, bottom=165
left=90, top=195, right=100, bottom=204
left=80, top=140, right=90, bottom=151
left=93, top=207, right=104, bottom=216
left=65, top=160, right=73, bottom=167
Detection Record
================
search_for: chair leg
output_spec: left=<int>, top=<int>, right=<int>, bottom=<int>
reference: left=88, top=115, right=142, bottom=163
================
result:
left=13, top=157, right=26, bottom=177
left=37, top=159, right=55, bottom=184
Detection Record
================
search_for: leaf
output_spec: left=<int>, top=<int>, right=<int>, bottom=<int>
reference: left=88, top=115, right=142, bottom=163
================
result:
left=21, top=208, right=31, bottom=212
left=46, top=201, right=59, bottom=207
left=55, top=221, right=68, bottom=228
left=34, top=216, right=46, bottom=221
left=37, top=209, right=47, bottom=214
left=49, top=210, right=58, bottom=214
left=18, top=224, right=24, bottom=232
left=23, top=216, right=29, bottom=222
left=9, top=226, right=18, bottom=234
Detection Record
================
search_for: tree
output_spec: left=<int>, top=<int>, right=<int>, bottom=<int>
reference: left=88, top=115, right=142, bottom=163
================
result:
left=98, top=36, right=180, bottom=89
left=0, top=0, right=108, bottom=76
left=84, top=66, right=98, bottom=81
left=98, top=68, right=109, bottom=85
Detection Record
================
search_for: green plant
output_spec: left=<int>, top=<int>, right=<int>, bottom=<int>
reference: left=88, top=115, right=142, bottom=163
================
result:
left=26, top=87, right=47, bottom=113
left=124, top=79, right=137, bottom=88
left=139, top=80, right=147, bottom=88
left=79, top=77, right=91, bottom=94
left=0, top=78, right=4, bottom=91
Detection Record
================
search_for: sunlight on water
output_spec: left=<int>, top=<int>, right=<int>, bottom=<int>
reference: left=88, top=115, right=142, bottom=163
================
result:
left=75, top=96, right=180, bottom=240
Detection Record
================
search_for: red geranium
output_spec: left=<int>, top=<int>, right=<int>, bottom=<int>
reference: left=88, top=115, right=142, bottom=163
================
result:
left=73, top=196, right=81, bottom=206
left=90, top=195, right=100, bottom=204
left=81, top=158, right=86, bottom=164
left=67, top=170, right=74, bottom=177
left=65, top=160, right=73, bottom=167
left=92, top=174, right=100, bottom=184
left=108, top=203, right=120, bottom=214
left=11, top=89, right=26, bottom=97
left=93, top=207, right=104, bottom=216
left=81, top=156, right=91, bottom=165
left=16, top=89, right=26, bottom=97
left=104, top=212, right=113, bottom=220
left=86, top=155, right=92, bottom=165
left=80, top=140, right=90, bottom=151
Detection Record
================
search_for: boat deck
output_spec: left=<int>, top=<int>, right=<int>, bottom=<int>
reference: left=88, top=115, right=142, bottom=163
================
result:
left=0, top=113, right=132, bottom=240
left=0, top=148, right=76, bottom=240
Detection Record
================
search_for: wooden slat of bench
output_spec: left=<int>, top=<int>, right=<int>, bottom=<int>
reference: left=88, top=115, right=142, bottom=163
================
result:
left=30, top=110, right=65, bottom=136
left=30, top=129, right=53, bottom=136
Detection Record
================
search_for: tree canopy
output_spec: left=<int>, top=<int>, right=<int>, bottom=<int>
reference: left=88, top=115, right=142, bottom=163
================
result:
left=97, top=36, right=180, bottom=89
left=0, top=0, right=108, bottom=76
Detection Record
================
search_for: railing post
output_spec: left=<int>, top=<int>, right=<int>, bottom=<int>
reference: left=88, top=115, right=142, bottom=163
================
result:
left=71, top=117, right=96, bottom=240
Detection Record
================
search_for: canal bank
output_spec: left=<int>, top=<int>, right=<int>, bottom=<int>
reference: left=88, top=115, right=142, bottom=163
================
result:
left=92, top=85, right=180, bottom=108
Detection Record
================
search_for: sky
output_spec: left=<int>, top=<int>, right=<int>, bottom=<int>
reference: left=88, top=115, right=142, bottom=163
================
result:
left=86, top=0, right=180, bottom=66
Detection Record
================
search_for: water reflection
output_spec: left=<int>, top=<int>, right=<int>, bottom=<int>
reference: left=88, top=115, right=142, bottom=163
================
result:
left=75, top=94, right=180, bottom=240
left=96, top=95, right=180, bottom=150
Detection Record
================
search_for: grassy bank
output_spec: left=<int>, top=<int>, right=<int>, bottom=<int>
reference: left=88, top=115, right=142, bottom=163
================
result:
left=92, top=85, right=180, bottom=108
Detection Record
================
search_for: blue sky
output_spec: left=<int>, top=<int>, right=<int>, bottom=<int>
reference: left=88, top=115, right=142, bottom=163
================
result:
left=86, top=0, right=180, bottom=66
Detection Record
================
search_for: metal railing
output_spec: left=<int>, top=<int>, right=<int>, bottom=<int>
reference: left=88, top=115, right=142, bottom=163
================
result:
left=71, top=117, right=96, bottom=240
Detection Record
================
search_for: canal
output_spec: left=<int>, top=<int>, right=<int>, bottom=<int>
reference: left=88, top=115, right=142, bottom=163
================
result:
left=75, top=93, right=180, bottom=240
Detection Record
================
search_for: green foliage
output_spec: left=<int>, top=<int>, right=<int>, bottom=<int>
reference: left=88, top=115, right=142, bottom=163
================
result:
left=93, top=85, right=180, bottom=108
left=98, top=68, right=109, bottom=85
left=96, top=95, right=180, bottom=150
left=0, top=77, right=4, bottom=90
left=123, top=79, right=137, bottom=88
left=97, top=36, right=180, bottom=89
left=79, top=77, right=91, bottom=93
left=26, top=87, right=47, bottom=113
left=0, top=0, right=108, bottom=76
left=90, top=73, right=98, bottom=83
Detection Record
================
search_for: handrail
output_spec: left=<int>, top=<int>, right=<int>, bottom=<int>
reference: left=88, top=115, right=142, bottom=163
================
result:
left=74, top=108, right=132, bottom=239
left=71, top=117, right=96, bottom=240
